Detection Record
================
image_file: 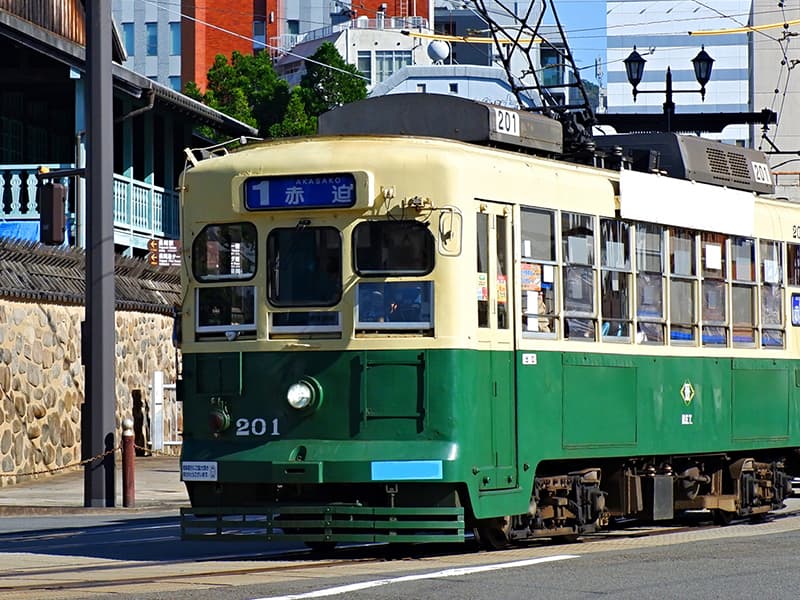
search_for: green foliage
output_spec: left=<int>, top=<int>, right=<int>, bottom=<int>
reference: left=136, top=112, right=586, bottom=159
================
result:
left=269, top=88, right=317, bottom=138
left=186, top=43, right=367, bottom=139
left=299, top=42, right=367, bottom=117
left=582, top=79, right=600, bottom=113
left=185, top=51, right=289, bottom=138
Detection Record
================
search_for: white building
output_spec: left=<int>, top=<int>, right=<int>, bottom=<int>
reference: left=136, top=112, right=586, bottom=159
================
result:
left=369, top=64, right=536, bottom=108
left=606, top=0, right=751, bottom=145
left=752, top=0, right=800, bottom=199
left=274, top=17, right=432, bottom=88
left=112, top=0, right=182, bottom=91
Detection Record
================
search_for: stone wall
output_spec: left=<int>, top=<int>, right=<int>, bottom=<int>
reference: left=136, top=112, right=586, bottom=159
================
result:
left=0, top=300, right=178, bottom=486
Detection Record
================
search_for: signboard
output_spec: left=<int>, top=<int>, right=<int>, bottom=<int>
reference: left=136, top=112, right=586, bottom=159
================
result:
left=148, top=239, right=181, bottom=267
left=244, top=173, right=357, bottom=210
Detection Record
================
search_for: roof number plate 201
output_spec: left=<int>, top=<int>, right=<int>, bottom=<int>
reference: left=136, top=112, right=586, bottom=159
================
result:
left=493, top=107, right=520, bottom=137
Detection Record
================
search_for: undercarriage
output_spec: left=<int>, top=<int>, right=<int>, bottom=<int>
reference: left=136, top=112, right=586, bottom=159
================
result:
left=473, top=454, right=793, bottom=549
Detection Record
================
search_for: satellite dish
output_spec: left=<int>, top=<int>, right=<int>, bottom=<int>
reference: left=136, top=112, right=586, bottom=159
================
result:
left=427, top=40, right=450, bottom=64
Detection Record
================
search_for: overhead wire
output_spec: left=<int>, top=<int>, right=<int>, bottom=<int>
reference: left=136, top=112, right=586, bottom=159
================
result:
left=136, top=0, right=799, bottom=154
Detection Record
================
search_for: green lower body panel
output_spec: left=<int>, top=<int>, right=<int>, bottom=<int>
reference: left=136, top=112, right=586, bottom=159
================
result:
left=180, top=505, right=466, bottom=543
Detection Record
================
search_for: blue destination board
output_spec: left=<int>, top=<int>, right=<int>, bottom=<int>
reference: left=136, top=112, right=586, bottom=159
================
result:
left=244, top=173, right=356, bottom=210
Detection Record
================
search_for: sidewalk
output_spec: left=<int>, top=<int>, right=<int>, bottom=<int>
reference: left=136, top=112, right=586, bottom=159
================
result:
left=0, top=455, right=188, bottom=515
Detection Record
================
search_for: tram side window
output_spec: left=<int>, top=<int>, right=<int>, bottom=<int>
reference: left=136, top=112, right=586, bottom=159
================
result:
left=353, top=220, right=434, bottom=276
left=788, top=243, right=800, bottom=286
left=761, top=240, right=784, bottom=348
left=477, top=212, right=490, bottom=328
left=600, top=219, right=631, bottom=340
left=731, top=237, right=756, bottom=346
left=520, top=208, right=557, bottom=337
left=267, top=226, right=342, bottom=307
left=562, top=212, right=595, bottom=340
left=496, top=215, right=510, bottom=330
left=668, top=227, right=697, bottom=343
left=192, top=222, right=257, bottom=282
left=701, top=232, right=727, bottom=346
left=636, top=223, right=665, bottom=344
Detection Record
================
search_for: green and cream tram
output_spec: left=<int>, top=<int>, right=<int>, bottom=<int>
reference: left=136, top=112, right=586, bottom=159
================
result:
left=179, top=94, right=798, bottom=547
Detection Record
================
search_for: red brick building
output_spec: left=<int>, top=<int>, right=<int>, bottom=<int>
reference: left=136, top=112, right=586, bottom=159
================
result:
left=181, top=0, right=432, bottom=90
left=181, top=0, right=265, bottom=91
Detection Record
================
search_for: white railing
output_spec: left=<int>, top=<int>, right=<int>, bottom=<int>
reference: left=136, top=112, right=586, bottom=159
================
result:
left=0, top=163, right=179, bottom=243
left=150, top=370, right=181, bottom=451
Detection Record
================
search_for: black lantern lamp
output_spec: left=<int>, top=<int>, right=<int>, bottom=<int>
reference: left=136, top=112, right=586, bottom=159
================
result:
left=691, top=45, right=714, bottom=99
left=623, top=46, right=646, bottom=100
left=622, top=46, right=715, bottom=133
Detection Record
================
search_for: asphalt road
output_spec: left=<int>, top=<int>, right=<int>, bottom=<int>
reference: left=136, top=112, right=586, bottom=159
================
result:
left=1, top=504, right=799, bottom=600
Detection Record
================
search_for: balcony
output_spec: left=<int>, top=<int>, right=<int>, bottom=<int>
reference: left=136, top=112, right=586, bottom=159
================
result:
left=0, top=163, right=179, bottom=249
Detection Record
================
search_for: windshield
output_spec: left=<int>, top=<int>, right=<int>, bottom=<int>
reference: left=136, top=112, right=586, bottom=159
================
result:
left=353, top=220, right=434, bottom=276
left=192, top=222, right=257, bottom=282
left=267, top=226, right=342, bottom=307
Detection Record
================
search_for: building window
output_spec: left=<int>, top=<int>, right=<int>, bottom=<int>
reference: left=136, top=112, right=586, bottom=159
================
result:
left=375, top=50, right=412, bottom=82
left=253, top=20, right=265, bottom=51
left=357, top=51, right=371, bottom=83
left=417, top=83, right=426, bottom=93
left=287, top=19, right=299, bottom=35
left=122, top=23, right=135, bottom=57
left=449, top=83, right=458, bottom=93
left=169, top=76, right=181, bottom=91
left=540, top=49, right=564, bottom=88
left=170, top=22, right=181, bottom=55
left=146, top=22, right=158, bottom=56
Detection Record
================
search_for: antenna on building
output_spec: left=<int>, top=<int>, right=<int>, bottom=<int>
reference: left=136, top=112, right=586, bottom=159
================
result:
left=467, top=0, right=597, bottom=158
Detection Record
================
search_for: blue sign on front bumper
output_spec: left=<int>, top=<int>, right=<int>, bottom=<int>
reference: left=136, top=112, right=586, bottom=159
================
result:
left=371, top=460, right=443, bottom=481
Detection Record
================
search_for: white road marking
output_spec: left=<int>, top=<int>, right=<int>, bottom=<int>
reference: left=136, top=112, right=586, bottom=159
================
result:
left=252, top=554, right=579, bottom=600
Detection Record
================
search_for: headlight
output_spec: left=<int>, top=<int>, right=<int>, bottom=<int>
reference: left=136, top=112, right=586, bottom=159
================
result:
left=287, top=381, right=314, bottom=410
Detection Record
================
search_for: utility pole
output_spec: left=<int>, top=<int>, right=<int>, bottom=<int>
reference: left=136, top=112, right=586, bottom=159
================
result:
left=83, top=0, right=116, bottom=507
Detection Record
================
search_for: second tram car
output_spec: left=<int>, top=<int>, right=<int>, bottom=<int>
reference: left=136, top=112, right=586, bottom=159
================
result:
left=179, top=94, right=799, bottom=547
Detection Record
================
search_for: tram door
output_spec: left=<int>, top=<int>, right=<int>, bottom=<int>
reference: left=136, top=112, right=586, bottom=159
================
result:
left=475, top=201, right=517, bottom=491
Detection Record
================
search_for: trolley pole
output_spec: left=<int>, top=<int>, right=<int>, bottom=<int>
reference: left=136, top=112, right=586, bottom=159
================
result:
left=82, top=0, right=116, bottom=507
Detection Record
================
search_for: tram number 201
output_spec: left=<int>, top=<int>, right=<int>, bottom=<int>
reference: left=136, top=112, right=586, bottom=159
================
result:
left=493, top=107, right=520, bottom=137
left=236, top=417, right=280, bottom=436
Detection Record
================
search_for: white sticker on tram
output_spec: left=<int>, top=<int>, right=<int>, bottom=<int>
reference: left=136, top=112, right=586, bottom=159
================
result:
left=252, top=555, right=578, bottom=600
left=522, top=353, right=538, bottom=365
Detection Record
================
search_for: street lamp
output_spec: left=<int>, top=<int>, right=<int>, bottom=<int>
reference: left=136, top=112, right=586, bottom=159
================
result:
left=623, top=46, right=715, bottom=132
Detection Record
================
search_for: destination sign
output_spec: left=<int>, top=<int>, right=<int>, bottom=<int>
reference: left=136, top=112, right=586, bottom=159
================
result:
left=244, top=173, right=356, bottom=210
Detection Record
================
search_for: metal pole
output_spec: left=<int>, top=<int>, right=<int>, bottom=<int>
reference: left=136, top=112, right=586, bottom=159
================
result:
left=122, top=418, right=135, bottom=508
left=663, top=67, right=675, bottom=133
left=83, top=0, right=116, bottom=507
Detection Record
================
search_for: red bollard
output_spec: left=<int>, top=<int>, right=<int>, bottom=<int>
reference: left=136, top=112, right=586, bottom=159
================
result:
left=122, top=417, right=135, bottom=508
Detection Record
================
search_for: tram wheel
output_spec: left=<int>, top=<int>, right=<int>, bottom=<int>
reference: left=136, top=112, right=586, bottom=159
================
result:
left=712, top=509, right=735, bottom=526
left=474, top=517, right=511, bottom=550
left=305, top=541, right=337, bottom=553
left=552, top=534, right=580, bottom=544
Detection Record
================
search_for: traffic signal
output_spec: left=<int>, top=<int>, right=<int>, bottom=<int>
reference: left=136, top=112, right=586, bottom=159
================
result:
left=39, top=182, right=66, bottom=245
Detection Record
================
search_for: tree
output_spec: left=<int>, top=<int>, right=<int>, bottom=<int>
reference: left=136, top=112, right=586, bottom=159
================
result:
left=269, top=88, right=317, bottom=138
left=581, top=79, right=601, bottom=114
left=185, top=51, right=290, bottom=138
left=299, top=42, right=367, bottom=117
